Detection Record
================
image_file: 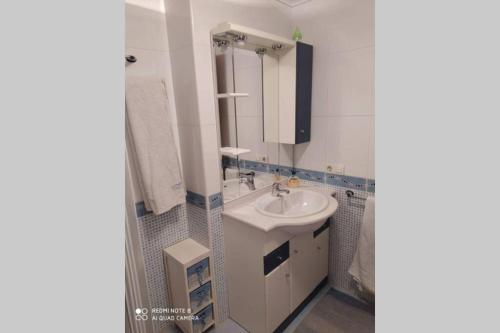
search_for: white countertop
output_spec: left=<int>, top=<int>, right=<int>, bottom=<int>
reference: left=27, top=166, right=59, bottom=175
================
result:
left=221, top=184, right=338, bottom=232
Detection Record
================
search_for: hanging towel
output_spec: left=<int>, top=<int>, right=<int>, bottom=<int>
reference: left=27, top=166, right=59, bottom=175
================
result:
left=126, top=77, right=186, bottom=215
left=349, top=195, right=375, bottom=295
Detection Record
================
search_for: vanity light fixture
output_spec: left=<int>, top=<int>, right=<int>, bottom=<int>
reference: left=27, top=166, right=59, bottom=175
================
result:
left=233, top=34, right=248, bottom=46
left=272, top=43, right=283, bottom=50
left=255, top=48, right=267, bottom=57
left=213, top=38, right=230, bottom=51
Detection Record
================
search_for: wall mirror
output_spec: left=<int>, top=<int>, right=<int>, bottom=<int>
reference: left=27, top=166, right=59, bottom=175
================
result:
left=211, top=22, right=312, bottom=203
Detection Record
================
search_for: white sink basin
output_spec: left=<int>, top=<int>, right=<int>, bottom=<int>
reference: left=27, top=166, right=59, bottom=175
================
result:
left=222, top=186, right=338, bottom=235
left=255, top=189, right=328, bottom=218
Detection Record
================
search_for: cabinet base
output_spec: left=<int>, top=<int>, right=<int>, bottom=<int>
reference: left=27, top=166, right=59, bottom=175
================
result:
left=273, top=276, right=328, bottom=333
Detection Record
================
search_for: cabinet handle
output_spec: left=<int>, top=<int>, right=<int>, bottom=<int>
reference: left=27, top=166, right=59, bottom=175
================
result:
left=293, top=249, right=298, bottom=254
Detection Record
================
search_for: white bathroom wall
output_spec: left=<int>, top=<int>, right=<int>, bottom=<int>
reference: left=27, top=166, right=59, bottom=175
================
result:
left=288, top=0, right=375, bottom=180
left=163, top=0, right=211, bottom=197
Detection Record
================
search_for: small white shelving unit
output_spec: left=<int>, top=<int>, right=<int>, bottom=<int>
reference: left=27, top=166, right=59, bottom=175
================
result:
left=163, top=239, right=215, bottom=333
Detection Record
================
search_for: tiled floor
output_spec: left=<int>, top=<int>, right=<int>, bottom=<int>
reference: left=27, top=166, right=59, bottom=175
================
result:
left=207, top=318, right=246, bottom=333
left=208, top=287, right=374, bottom=333
left=294, top=289, right=375, bottom=333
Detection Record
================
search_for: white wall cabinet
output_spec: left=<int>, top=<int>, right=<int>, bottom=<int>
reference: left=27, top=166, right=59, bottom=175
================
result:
left=224, top=217, right=330, bottom=333
left=263, top=42, right=313, bottom=144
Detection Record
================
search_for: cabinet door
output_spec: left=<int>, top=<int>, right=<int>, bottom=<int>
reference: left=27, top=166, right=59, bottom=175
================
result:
left=312, top=227, right=330, bottom=286
left=290, top=227, right=330, bottom=310
left=290, top=233, right=316, bottom=310
left=265, top=260, right=291, bottom=333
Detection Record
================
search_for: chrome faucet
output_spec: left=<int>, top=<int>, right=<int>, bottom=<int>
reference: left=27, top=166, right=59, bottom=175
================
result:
left=272, top=182, right=290, bottom=197
left=239, top=171, right=256, bottom=190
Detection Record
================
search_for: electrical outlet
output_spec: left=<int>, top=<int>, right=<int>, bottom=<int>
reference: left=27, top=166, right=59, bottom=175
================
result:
left=327, top=164, right=344, bottom=175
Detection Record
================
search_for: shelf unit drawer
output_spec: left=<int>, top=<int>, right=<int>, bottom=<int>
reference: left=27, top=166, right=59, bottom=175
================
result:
left=192, top=304, right=214, bottom=333
left=189, top=281, right=212, bottom=314
left=187, top=257, right=210, bottom=290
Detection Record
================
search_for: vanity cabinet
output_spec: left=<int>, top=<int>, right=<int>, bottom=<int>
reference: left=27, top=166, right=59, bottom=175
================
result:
left=223, top=216, right=330, bottom=333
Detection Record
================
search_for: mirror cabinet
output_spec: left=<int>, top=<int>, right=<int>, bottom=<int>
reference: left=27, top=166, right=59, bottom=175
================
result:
left=211, top=22, right=313, bottom=202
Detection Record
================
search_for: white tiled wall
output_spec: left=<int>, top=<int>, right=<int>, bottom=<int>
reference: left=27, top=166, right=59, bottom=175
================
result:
left=286, top=0, right=375, bottom=180
left=165, top=0, right=213, bottom=196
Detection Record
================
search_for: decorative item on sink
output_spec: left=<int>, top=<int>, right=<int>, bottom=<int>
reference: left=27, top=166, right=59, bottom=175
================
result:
left=287, top=170, right=300, bottom=187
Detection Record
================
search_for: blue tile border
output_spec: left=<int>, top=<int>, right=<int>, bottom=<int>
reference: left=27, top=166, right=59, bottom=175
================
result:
left=241, top=160, right=268, bottom=173
left=186, top=190, right=224, bottom=211
left=135, top=191, right=224, bottom=218
left=135, top=201, right=152, bottom=218
left=366, top=179, right=375, bottom=193
left=186, top=191, right=206, bottom=210
left=269, top=164, right=293, bottom=178
left=221, top=156, right=238, bottom=168
left=295, top=168, right=325, bottom=183
left=326, top=173, right=367, bottom=191
left=209, top=192, right=223, bottom=210
left=138, top=173, right=373, bottom=219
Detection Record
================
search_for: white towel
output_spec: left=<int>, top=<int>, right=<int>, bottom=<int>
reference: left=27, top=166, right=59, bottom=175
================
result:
left=349, top=195, right=375, bottom=295
left=126, top=77, right=186, bottom=215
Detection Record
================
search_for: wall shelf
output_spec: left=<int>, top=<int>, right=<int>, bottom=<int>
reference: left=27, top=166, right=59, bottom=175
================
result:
left=220, top=147, right=251, bottom=157
left=217, top=92, right=249, bottom=98
left=212, top=22, right=295, bottom=52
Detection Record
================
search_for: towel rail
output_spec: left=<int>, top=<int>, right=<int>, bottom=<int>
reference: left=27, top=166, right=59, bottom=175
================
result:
left=345, top=190, right=366, bottom=201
